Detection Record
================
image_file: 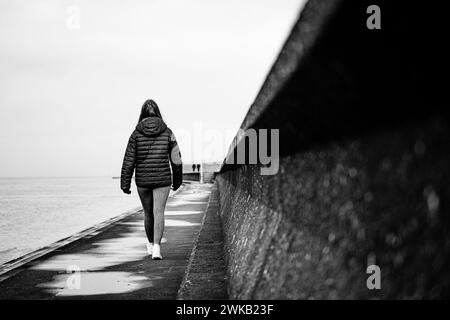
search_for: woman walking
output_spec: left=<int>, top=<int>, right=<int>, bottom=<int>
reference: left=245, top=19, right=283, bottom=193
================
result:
left=120, top=99, right=183, bottom=260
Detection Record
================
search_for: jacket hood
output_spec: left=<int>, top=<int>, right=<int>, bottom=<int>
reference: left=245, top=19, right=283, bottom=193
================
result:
left=136, top=117, right=167, bottom=136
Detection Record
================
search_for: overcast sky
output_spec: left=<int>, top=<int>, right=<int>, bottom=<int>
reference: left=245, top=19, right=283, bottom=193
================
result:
left=0, top=0, right=304, bottom=177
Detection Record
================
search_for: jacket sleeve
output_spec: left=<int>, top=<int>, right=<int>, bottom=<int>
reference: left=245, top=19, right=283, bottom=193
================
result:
left=120, top=131, right=137, bottom=190
left=169, top=131, right=183, bottom=189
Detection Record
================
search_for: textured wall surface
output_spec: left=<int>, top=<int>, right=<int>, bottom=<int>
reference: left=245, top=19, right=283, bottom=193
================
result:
left=216, top=0, right=450, bottom=299
left=217, top=118, right=450, bottom=299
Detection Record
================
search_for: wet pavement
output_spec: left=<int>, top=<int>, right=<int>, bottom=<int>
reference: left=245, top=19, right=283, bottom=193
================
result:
left=0, top=182, right=212, bottom=299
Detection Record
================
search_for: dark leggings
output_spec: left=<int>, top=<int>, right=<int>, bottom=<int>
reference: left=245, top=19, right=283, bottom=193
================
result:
left=137, top=186, right=171, bottom=245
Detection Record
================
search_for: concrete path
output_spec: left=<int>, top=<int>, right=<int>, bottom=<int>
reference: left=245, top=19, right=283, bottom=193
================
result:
left=177, top=183, right=227, bottom=299
left=0, top=182, right=212, bottom=299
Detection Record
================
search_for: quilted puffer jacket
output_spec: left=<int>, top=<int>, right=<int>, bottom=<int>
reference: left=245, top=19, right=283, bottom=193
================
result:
left=120, top=116, right=183, bottom=190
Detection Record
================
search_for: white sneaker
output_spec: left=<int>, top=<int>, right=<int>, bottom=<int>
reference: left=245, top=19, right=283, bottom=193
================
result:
left=152, top=244, right=163, bottom=260
left=146, top=243, right=153, bottom=255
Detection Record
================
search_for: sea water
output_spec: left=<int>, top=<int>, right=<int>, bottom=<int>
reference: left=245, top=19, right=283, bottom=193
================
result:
left=0, top=177, right=142, bottom=265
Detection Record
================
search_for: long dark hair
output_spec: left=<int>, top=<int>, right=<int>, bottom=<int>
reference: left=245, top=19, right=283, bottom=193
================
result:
left=138, top=99, right=163, bottom=123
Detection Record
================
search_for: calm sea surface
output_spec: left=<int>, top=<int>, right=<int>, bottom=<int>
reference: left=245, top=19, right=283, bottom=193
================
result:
left=0, top=177, right=142, bottom=265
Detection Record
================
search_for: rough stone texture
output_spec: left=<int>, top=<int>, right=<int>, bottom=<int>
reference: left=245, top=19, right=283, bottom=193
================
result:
left=217, top=0, right=450, bottom=299
left=177, top=183, right=228, bottom=300
left=218, top=118, right=450, bottom=299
